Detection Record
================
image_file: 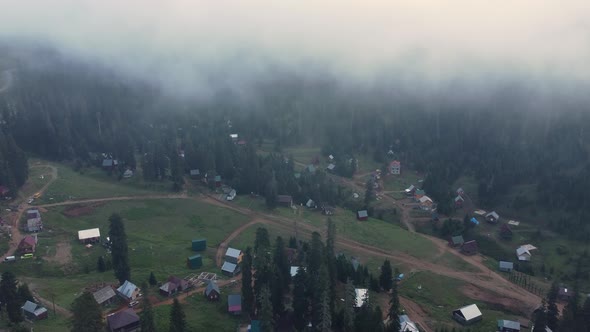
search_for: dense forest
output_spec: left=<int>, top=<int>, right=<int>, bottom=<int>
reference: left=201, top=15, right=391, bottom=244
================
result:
left=2, top=44, right=590, bottom=238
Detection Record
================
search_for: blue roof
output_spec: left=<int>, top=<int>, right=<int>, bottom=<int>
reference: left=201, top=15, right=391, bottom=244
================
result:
left=357, top=210, right=368, bottom=218
left=222, top=261, right=238, bottom=273
left=499, top=261, right=514, bottom=269
left=205, top=281, right=220, bottom=296
left=117, top=280, right=138, bottom=299
left=470, top=217, right=479, bottom=225
left=498, top=320, right=520, bottom=329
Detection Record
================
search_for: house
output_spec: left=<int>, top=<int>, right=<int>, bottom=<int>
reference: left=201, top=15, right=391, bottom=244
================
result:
left=456, top=187, right=465, bottom=196
left=107, top=308, right=140, bottom=332
left=329, top=154, right=335, bottom=161
left=558, top=286, right=574, bottom=302
left=276, top=195, right=293, bottom=207
left=21, top=301, right=48, bottom=321
left=473, top=209, right=486, bottom=216
left=230, top=133, right=239, bottom=141
left=357, top=210, right=368, bottom=221
left=461, top=240, right=478, bottom=255
left=93, top=286, right=117, bottom=306
left=204, top=280, right=221, bottom=301
left=102, top=159, right=114, bottom=168
left=498, top=319, right=521, bottom=332
left=221, top=261, right=240, bottom=276
left=322, top=206, right=335, bottom=215
left=228, top=294, right=242, bottom=315
left=248, top=320, right=261, bottom=332
left=454, top=195, right=464, bottom=208
left=516, top=244, right=537, bottom=261
left=25, top=209, right=42, bottom=232
left=414, top=189, right=425, bottom=201
left=237, top=139, right=247, bottom=145
left=214, top=175, right=222, bottom=187
left=116, top=280, right=139, bottom=302
left=452, top=304, right=482, bottom=325
left=78, top=228, right=101, bottom=244
left=354, top=288, right=368, bottom=308
left=389, top=160, right=401, bottom=175
left=123, top=169, right=133, bottom=178
left=500, top=224, right=513, bottom=240
left=225, top=248, right=242, bottom=264
left=18, top=235, right=37, bottom=254
left=486, top=211, right=500, bottom=224
left=449, top=235, right=464, bottom=247
left=404, top=185, right=416, bottom=196
left=190, top=169, right=201, bottom=177
left=499, top=261, right=514, bottom=272
left=187, top=255, right=203, bottom=269
left=326, top=164, right=336, bottom=172
left=508, top=220, right=520, bottom=226
left=419, top=196, right=434, bottom=211
left=160, top=276, right=190, bottom=297
left=470, top=217, right=480, bottom=225
left=306, top=199, right=316, bottom=209
left=290, top=266, right=306, bottom=277
left=306, top=164, right=317, bottom=174
left=192, top=238, right=207, bottom=251
left=399, top=315, right=419, bottom=332
left=226, top=189, right=237, bottom=201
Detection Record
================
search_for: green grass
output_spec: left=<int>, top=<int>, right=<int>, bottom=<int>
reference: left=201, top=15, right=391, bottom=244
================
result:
left=400, top=271, right=523, bottom=331
left=4, top=313, right=71, bottom=332
left=153, top=289, right=243, bottom=331
left=430, top=252, right=480, bottom=272
left=235, top=196, right=436, bottom=259
left=1, top=199, right=251, bottom=309
left=382, top=171, right=422, bottom=194
left=283, top=146, right=321, bottom=165
left=37, top=162, right=171, bottom=204
left=21, top=165, right=52, bottom=199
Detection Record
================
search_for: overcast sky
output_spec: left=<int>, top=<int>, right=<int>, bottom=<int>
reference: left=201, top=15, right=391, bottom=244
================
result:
left=1, top=0, right=589, bottom=98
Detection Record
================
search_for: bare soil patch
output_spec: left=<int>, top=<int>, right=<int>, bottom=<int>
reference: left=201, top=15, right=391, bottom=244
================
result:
left=62, top=202, right=104, bottom=217
left=45, top=239, right=72, bottom=266
left=460, top=284, right=528, bottom=317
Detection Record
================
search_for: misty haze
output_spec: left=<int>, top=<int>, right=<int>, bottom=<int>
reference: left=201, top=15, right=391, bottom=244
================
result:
left=0, top=1, right=589, bottom=331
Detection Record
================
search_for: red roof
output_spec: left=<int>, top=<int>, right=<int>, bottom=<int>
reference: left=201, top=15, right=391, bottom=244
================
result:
left=20, top=236, right=36, bottom=247
left=390, top=160, right=401, bottom=166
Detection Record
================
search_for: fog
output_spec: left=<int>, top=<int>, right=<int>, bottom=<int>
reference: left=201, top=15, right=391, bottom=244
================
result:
left=1, top=0, right=589, bottom=99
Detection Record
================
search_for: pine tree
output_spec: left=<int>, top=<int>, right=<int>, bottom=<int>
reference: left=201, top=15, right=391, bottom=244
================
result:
left=365, top=178, right=376, bottom=206
left=533, top=301, right=547, bottom=332
left=109, top=213, right=130, bottom=284
left=140, top=283, right=156, bottom=332
left=581, top=296, right=590, bottom=332
left=325, top=218, right=337, bottom=312
left=293, top=267, right=310, bottom=331
left=97, top=256, right=106, bottom=272
left=379, top=260, right=393, bottom=291
left=265, top=173, right=278, bottom=209
left=241, top=247, right=255, bottom=316
left=0, top=271, right=23, bottom=323
left=258, top=286, right=274, bottom=332
left=318, top=292, right=332, bottom=332
left=169, top=298, right=187, bottom=332
left=372, top=306, right=385, bottom=332
left=70, top=292, right=104, bottom=332
left=342, top=278, right=356, bottom=332
left=149, top=271, right=157, bottom=286
left=255, top=227, right=271, bottom=255
left=546, top=281, right=559, bottom=331
left=386, top=281, right=401, bottom=332
left=273, top=236, right=290, bottom=288
left=17, top=283, right=34, bottom=305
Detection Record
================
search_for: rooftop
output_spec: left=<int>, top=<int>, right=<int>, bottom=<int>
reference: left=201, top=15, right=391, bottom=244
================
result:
left=78, top=228, right=100, bottom=240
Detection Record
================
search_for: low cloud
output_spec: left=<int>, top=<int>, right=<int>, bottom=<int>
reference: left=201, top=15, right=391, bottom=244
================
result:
left=1, top=0, right=589, bottom=99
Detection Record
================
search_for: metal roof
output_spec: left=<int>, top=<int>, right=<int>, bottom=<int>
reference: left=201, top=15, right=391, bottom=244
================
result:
left=78, top=228, right=100, bottom=240
left=21, top=301, right=38, bottom=313
left=454, top=304, right=482, bottom=321
left=117, top=280, right=138, bottom=299
left=357, top=210, right=368, bottom=218
left=499, top=261, right=514, bottom=269
left=93, top=286, right=116, bottom=304
left=498, top=319, right=521, bottom=330
left=225, top=247, right=241, bottom=258
left=205, top=280, right=220, bottom=296
left=107, top=308, right=139, bottom=330
left=354, top=288, right=368, bottom=308
left=222, top=261, right=238, bottom=273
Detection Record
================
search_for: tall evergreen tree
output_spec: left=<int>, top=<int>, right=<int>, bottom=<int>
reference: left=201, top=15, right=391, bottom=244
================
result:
left=255, top=227, right=271, bottom=255
left=169, top=298, right=187, bottom=332
left=273, top=236, right=290, bottom=288
left=97, top=256, right=106, bottom=272
left=365, top=178, right=376, bottom=206
left=70, top=292, right=104, bottom=332
left=265, top=173, right=278, bottom=209
left=325, top=218, right=337, bottom=312
left=242, top=247, right=255, bottom=316
left=342, top=278, right=356, bottom=332
left=293, top=267, right=310, bottom=331
left=258, top=286, right=274, bottom=332
left=546, top=281, right=560, bottom=331
left=386, top=281, right=401, bottom=332
left=379, top=260, right=393, bottom=291
left=0, top=272, right=23, bottom=323
left=581, top=296, right=590, bottom=332
left=533, top=301, right=548, bottom=332
left=108, top=213, right=130, bottom=283
left=149, top=271, right=157, bottom=286
left=140, top=282, right=156, bottom=332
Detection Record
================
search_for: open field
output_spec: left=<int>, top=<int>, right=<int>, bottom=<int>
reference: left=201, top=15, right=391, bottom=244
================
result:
left=400, top=271, right=526, bottom=332
left=35, top=162, right=171, bottom=204
left=234, top=196, right=436, bottom=259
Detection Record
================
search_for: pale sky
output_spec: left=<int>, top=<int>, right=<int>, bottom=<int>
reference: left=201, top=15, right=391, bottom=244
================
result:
left=1, top=0, right=589, bottom=96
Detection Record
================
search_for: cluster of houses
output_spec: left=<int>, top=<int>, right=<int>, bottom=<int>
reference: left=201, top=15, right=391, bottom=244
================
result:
left=404, top=185, right=435, bottom=212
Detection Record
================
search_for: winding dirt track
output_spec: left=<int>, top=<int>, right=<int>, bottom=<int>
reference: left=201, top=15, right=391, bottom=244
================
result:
left=8, top=164, right=541, bottom=327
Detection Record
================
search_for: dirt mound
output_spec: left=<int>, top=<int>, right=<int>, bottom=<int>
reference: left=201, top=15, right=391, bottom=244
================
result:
left=62, top=203, right=104, bottom=217
left=460, top=284, right=529, bottom=317
left=44, top=240, right=72, bottom=266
